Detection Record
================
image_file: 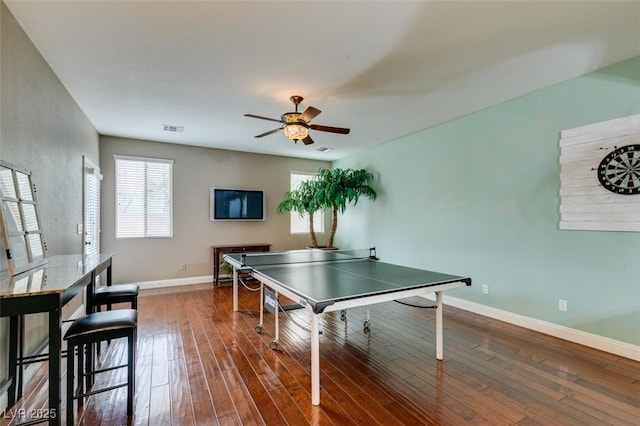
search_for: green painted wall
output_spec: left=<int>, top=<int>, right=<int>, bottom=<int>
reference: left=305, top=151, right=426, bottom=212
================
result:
left=334, top=57, right=640, bottom=346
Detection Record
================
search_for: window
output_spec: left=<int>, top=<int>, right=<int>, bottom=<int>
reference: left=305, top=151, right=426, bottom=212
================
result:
left=290, top=172, right=324, bottom=234
left=115, top=155, right=173, bottom=238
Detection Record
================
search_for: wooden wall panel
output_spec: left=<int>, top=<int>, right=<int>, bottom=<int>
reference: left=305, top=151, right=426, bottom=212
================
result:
left=559, top=114, right=640, bottom=232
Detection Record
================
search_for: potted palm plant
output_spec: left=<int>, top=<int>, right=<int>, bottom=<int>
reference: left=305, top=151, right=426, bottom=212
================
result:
left=277, top=178, right=323, bottom=248
left=314, top=168, right=377, bottom=248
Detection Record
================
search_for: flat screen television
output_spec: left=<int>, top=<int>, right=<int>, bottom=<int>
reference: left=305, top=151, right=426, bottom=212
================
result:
left=210, top=188, right=266, bottom=221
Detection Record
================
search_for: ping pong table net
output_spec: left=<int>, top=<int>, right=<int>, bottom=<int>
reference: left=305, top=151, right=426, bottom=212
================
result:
left=239, top=247, right=379, bottom=268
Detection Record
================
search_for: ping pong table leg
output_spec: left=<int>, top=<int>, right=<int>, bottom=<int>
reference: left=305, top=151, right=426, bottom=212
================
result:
left=273, top=290, right=280, bottom=349
left=436, top=291, right=443, bottom=360
left=311, top=313, right=321, bottom=405
left=233, top=268, right=239, bottom=312
left=363, top=307, right=371, bottom=333
left=258, top=283, right=264, bottom=331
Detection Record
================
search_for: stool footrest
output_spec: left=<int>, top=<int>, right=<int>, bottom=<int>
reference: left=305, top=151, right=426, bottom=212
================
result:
left=18, top=349, right=69, bottom=366
left=75, top=381, right=128, bottom=399
left=83, top=363, right=127, bottom=377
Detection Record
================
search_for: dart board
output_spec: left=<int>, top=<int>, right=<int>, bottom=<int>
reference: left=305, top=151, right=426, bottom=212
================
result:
left=597, top=144, right=640, bottom=195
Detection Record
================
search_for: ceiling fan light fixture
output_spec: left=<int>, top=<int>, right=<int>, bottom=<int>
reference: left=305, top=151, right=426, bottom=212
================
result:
left=283, top=123, right=308, bottom=141
left=245, top=95, right=349, bottom=145
left=282, top=112, right=301, bottom=123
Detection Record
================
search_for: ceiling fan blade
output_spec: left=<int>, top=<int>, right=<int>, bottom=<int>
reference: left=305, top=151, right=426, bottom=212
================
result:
left=309, top=124, right=350, bottom=134
left=255, top=128, right=282, bottom=138
left=244, top=114, right=283, bottom=123
left=299, top=106, right=321, bottom=123
left=301, top=135, right=314, bottom=145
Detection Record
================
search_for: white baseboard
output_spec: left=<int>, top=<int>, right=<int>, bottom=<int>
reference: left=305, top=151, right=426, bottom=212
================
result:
left=423, top=294, right=640, bottom=362
left=129, top=275, right=213, bottom=291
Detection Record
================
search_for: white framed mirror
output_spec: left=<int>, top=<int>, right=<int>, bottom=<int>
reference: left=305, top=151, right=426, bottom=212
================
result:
left=0, top=161, right=46, bottom=275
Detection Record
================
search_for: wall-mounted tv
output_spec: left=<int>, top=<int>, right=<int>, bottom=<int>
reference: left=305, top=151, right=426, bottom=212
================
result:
left=210, top=188, right=266, bottom=221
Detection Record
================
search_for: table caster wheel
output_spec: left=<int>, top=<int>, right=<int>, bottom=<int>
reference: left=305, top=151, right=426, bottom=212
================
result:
left=269, top=341, right=278, bottom=350
left=363, top=320, right=370, bottom=329
left=340, top=309, right=347, bottom=321
left=255, top=325, right=262, bottom=333
left=363, top=326, right=370, bottom=334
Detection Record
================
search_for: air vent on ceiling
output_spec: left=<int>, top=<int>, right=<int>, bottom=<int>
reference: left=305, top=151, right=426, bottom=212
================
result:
left=316, top=147, right=333, bottom=152
left=163, top=124, right=184, bottom=132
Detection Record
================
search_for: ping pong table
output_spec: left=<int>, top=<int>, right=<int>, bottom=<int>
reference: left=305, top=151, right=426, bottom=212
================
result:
left=223, top=248, right=471, bottom=405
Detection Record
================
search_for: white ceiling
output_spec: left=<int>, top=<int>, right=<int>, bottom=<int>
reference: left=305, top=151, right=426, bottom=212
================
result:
left=6, top=1, right=640, bottom=161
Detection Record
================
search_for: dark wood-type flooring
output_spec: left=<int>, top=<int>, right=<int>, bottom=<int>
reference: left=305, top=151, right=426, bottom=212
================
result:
left=3, top=283, right=640, bottom=425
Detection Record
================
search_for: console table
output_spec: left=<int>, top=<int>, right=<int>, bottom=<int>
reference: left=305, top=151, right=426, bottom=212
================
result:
left=212, top=244, right=270, bottom=284
left=0, top=253, right=114, bottom=425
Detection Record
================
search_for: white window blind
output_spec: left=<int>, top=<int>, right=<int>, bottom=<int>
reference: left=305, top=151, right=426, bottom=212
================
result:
left=115, top=155, right=174, bottom=239
left=290, top=172, right=324, bottom=234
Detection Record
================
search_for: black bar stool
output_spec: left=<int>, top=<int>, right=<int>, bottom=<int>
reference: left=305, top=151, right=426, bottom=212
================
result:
left=93, top=283, right=139, bottom=312
left=64, top=309, right=137, bottom=425
left=93, top=284, right=138, bottom=355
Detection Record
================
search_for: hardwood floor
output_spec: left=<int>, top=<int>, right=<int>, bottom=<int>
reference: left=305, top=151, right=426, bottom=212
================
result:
left=3, top=283, right=640, bottom=425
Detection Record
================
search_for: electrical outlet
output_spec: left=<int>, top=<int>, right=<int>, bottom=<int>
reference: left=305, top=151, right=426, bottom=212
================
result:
left=482, top=285, right=489, bottom=294
left=559, top=299, right=568, bottom=312
left=180, top=263, right=186, bottom=271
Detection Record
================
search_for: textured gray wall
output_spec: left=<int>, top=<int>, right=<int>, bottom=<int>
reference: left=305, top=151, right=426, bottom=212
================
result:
left=100, top=136, right=330, bottom=284
left=0, top=2, right=98, bottom=404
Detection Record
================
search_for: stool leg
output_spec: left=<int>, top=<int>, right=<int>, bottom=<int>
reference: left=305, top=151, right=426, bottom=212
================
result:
left=8, top=316, right=19, bottom=406
left=86, top=340, right=95, bottom=389
left=96, top=327, right=102, bottom=357
left=17, top=315, right=25, bottom=401
left=127, top=331, right=135, bottom=418
left=78, top=343, right=85, bottom=409
left=66, top=341, right=75, bottom=426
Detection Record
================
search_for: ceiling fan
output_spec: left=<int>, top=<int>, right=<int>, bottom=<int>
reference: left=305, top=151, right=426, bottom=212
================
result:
left=244, top=95, right=350, bottom=145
